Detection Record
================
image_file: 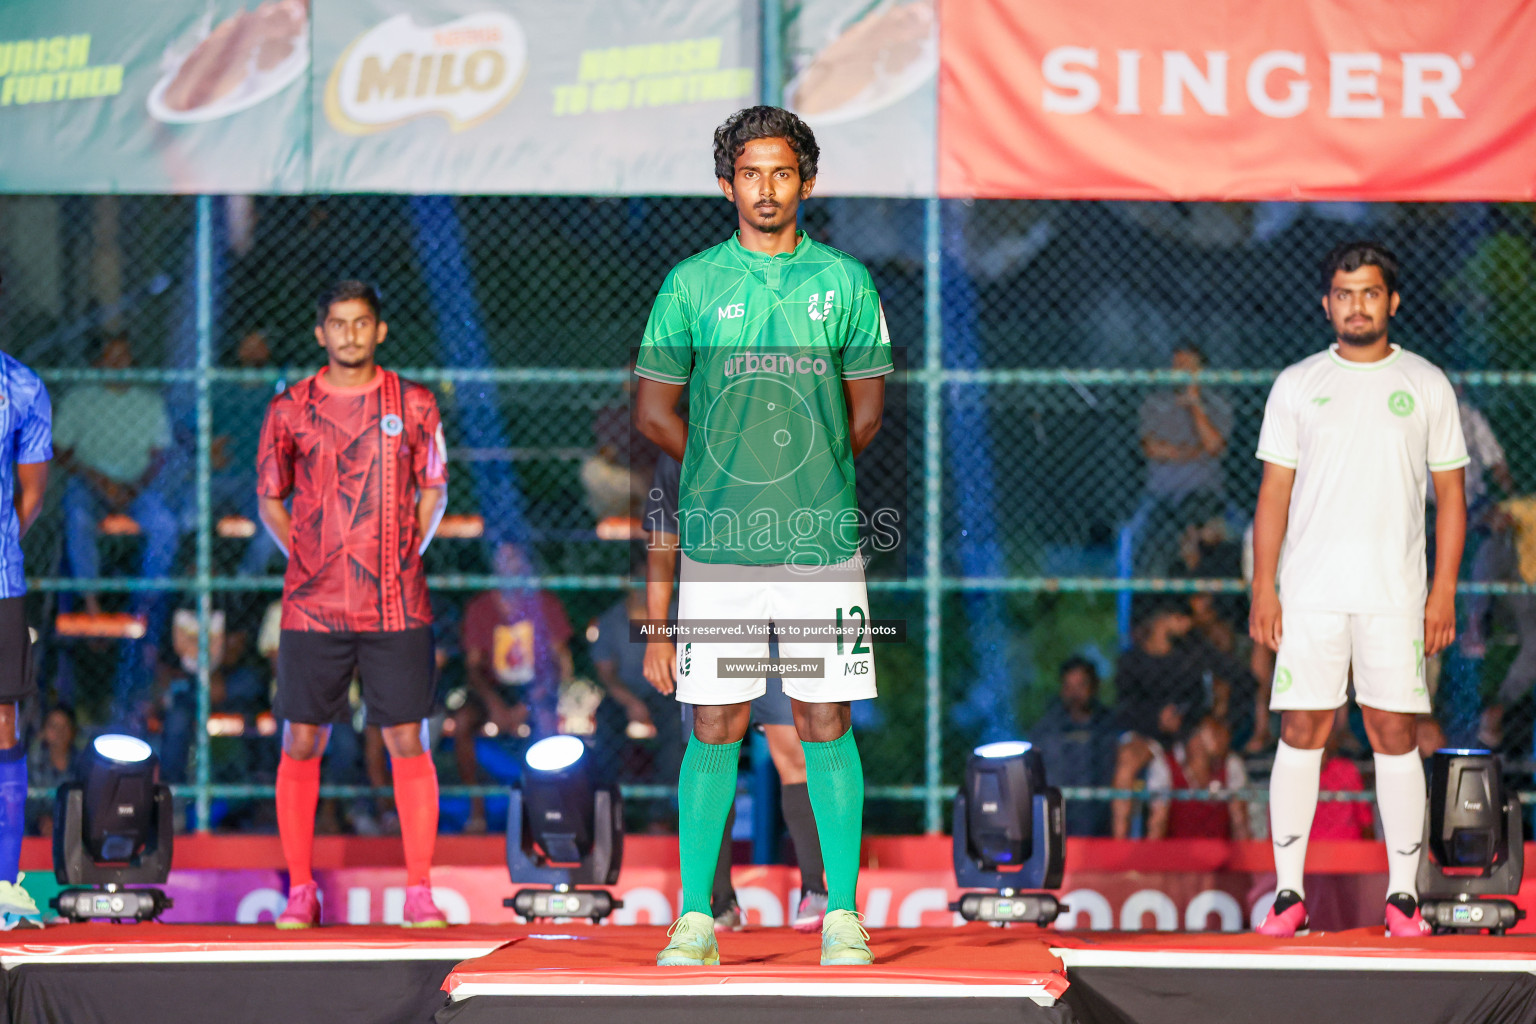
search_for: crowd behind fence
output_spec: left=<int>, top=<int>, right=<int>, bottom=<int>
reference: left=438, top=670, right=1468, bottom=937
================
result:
left=2, top=194, right=1535, bottom=838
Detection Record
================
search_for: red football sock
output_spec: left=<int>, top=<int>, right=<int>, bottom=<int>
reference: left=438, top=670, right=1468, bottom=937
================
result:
left=391, top=752, right=439, bottom=888
left=276, top=754, right=322, bottom=888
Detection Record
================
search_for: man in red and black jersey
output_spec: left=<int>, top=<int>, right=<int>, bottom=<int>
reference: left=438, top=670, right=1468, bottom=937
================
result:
left=257, top=281, right=450, bottom=928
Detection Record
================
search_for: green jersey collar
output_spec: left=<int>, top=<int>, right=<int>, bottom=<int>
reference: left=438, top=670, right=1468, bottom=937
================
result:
left=729, top=229, right=810, bottom=264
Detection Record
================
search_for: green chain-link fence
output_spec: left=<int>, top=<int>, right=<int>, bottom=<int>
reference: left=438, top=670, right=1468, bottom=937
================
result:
left=2, top=194, right=1535, bottom=835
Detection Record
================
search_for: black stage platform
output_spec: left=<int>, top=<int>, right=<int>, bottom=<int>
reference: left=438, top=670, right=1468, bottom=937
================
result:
left=3, top=923, right=1534, bottom=1024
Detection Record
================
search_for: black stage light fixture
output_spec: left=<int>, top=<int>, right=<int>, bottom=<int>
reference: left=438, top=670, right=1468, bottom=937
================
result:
left=1416, top=749, right=1525, bottom=934
left=950, top=741, right=1065, bottom=925
left=51, top=734, right=174, bottom=923
left=505, top=735, right=624, bottom=922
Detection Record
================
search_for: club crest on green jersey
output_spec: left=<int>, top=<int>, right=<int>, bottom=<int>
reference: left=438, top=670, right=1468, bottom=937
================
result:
left=807, top=291, right=835, bottom=321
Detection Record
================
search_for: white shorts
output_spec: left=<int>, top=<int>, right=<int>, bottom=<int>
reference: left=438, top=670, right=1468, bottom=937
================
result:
left=674, top=552, right=878, bottom=706
left=1270, top=610, right=1429, bottom=715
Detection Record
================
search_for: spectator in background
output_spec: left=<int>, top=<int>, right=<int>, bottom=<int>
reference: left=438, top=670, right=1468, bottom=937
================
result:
left=1310, top=707, right=1374, bottom=841
left=1449, top=388, right=1514, bottom=652
left=1430, top=387, right=1514, bottom=517
left=56, top=333, right=179, bottom=618
left=1171, top=521, right=1273, bottom=750
left=1114, top=598, right=1253, bottom=745
left=455, top=540, right=573, bottom=832
left=1137, top=344, right=1234, bottom=572
left=156, top=609, right=265, bottom=786
left=1029, top=657, right=1119, bottom=836
left=27, top=706, right=80, bottom=838
left=580, top=368, right=658, bottom=522
left=1145, top=715, right=1250, bottom=840
left=589, top=583, right=672, bottom=783
left=212, top=329, right=283, bottom=575
left=1110, top=598, right=1254, bottom=838
left=1475, top=496, right=1536, bottom=748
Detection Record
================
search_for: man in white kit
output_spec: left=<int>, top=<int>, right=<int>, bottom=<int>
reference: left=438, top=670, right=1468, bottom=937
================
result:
left=1250, top=241, right=1467, bottom=938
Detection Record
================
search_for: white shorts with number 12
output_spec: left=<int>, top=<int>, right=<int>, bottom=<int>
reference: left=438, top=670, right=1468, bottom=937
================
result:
left=674, top=552, right=878, bottom=706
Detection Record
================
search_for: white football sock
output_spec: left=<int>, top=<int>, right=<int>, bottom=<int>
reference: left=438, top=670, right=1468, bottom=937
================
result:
left=1269, top=740, right=1324, bottom=898
left=1373, top=749, right=1427, bottom=900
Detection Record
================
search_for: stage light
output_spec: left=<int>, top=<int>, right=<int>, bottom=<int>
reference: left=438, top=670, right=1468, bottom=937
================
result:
left=505, top=735, right=624, bottom=923
left=525, top=734, right=585, bottom=773
left=1416, top=749, right=1525, bottom=934
left=51, top=734, right=174, bottom=923
left=951, top=740, right=1065, bottom=925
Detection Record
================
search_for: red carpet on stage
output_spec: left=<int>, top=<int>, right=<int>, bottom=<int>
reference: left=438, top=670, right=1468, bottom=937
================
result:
left=443, top=924, right=1068, bottom=995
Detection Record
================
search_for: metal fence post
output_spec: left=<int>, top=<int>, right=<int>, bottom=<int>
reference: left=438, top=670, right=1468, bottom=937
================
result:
left=193, top=195, right=213, bottom=833
left=922, top=197, right=943, bottom=832
left=760, top=0, right=783, bottom=106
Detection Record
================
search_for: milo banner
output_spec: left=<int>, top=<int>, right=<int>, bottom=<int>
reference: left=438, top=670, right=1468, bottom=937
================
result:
left=309, top=0, right=757, bottom=194
left=0, top=0, right=309, bottom=193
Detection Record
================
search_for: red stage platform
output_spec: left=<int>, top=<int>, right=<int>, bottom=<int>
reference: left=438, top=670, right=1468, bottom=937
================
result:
left=3, top=921, right=1533, bottom=1024
left=439, top=925, right=1070, bottom=1023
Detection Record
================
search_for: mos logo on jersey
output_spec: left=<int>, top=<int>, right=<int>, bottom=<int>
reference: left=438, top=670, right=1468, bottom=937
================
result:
left=808, top=291, right=835, bottom=321
left=1388, top=391, right=1415, bottom=417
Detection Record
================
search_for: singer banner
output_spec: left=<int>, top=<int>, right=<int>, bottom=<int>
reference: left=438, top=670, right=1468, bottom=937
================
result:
left=938, top=0, right=1536, bottom=200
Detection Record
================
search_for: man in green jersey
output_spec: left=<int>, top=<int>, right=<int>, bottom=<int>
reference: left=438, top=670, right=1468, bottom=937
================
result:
left=634, top=107, right=891, bottom=967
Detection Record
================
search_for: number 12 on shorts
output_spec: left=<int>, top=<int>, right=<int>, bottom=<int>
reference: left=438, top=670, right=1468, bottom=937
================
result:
left=835, top=606, right=871, bottom=656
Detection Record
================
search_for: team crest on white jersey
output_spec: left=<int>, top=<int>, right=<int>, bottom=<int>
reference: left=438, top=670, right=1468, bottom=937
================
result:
left=807, top=290, right=835, bottom=321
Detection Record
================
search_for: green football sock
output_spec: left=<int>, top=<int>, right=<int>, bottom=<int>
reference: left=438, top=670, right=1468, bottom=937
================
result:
left=802, top=730, right=864, bottom=913
left=677, top=735, right=741, bottom=918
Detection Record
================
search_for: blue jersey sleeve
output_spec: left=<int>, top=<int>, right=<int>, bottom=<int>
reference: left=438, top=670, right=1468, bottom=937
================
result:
left=15, top=374, right=51, bottom=464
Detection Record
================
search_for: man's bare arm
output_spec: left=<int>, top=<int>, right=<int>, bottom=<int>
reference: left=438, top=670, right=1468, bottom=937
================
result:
left=1249, top=462, right=1296, bottom=652
left=1142, top=436, right=1198, bottom=462
left=633, top=378, right=687, bottom=462
left=14, top=462, right=47, bottom=538
left=416, top=485, right=447, bottom=555
left=643, top=537, right=679, bottom=694
left=257, top=495, right=292, bottom=558
left=1426, top=468, right=1467, bottom=655
left=1185, top=392, right=1227, bottom=456
left=843, top=376, right=885, bottom=456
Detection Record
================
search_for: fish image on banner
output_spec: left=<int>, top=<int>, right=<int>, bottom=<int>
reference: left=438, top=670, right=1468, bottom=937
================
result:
left=147, top=0, right=309, bottom=124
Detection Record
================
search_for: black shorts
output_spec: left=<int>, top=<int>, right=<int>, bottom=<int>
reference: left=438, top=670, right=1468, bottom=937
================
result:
left=276, top=627, right=434, bottom=727
left=0, top=597, right=34, bottom=702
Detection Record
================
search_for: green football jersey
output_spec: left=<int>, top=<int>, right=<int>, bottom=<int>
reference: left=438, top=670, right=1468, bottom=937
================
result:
left=635, top=231, right=893, bottom=566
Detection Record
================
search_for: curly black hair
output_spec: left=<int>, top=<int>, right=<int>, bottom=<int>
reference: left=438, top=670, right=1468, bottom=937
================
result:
left=1320, top=240, right=1400, bottom=295
left=713, top=105, right=819, bottom=182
